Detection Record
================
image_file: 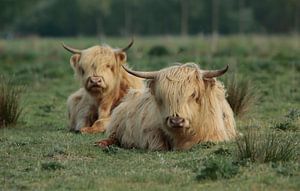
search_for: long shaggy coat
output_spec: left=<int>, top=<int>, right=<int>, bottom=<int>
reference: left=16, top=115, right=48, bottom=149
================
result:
left=104, top=63, right=236, bottom=150
left=65, top=44, right=143, bottom=133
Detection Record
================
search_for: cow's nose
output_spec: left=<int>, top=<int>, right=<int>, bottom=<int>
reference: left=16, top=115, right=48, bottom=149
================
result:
left=168, top=116, right=185, bottom=128
left=89, top=76, right=102, bottom=84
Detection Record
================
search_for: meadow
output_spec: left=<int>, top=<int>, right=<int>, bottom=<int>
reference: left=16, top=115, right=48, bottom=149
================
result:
left=0, top=36, right=299, bottom=190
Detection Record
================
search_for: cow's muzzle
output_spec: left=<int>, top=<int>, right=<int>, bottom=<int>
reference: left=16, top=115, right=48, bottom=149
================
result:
left=166, top=116, right=186, bottom=128
left=86, top=76, right=106, bottom=91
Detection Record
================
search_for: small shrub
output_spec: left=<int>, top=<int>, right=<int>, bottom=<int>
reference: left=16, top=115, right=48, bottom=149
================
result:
left=285, top=109, right=300, bottom=120
left=236, top=129, right=298, bottom=163
left=148, top=45, right=169, bottom=56
left=177, top=46, right=188, bottom=54
left=272, top=119, right=298, bottom=131
left=213, top=147, right=231, bottom=156
left=196, top=156, right=239, bottom=181
left=271, top=162, right=298, bottom=177
left=225, top=75, right=258, bottom=118
left=0, top=77, right=23, bottom=127
left=102, top=145, right=120, bottom=154
left=272, top=109, right=300, bottom=131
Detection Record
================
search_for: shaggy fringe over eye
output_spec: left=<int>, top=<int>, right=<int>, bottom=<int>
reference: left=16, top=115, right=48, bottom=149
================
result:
left=0, top=77, right=23, bottom=128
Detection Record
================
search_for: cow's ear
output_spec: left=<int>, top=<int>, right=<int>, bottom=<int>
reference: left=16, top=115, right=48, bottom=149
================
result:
left=115, top=52, right=127, bottom=64
left=70, top=54, right=81, bottom=69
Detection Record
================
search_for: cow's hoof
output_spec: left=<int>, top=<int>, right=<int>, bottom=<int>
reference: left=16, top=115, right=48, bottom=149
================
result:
left=94, top=138, right=116, bottom=149
left=94, top=140, right=110, bottom=148
left=80, top=127, right=92, bottom=134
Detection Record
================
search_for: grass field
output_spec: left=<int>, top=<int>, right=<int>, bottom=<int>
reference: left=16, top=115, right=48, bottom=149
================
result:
left=0, top=36, right=299, bottom=190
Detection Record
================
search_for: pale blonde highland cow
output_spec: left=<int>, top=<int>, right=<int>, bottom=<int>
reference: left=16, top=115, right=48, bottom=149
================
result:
left=63, top=40, right=143, bottom=133
left=97, top=63, right=236, bottom=150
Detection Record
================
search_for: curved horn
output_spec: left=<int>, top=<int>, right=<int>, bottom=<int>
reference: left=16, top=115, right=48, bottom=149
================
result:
left=121, top=38, right=134, bottom=52
left=62, top=43, right=82, bottom=54
left=122, top=65, right=157, bottom=79
left=202, top=65, right=229, bottom=78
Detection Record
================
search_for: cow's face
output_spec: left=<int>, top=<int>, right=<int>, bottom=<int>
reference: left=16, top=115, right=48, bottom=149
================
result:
left=69, top=46, right=127, bottom=95
left=150, top=66, right=204, bottom=130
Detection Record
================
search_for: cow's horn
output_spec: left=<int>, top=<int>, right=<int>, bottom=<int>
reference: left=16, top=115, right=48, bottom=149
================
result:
left=122, top=65, right=157, bottom=79
left=62, top=43, right=82, bottom=54
left=121, top=38, right=134, bottom=52
left=202, top=65, right=229, bottom=78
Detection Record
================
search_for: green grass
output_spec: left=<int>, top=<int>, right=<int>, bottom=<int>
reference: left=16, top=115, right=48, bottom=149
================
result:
left=0, top=36, right=300, bottom=190
left=236, top=129, right=298, bottom=163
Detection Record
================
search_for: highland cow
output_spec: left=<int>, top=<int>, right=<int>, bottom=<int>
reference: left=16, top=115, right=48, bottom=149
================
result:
left=97, top=63, right=237, bottom=150
left=63, top=40, right=143, bottom=133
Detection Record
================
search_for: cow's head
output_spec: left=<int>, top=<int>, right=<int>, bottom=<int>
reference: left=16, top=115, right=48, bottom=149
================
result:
left=63, top=40, right=133, bottom=96
left=122, top=63, right=228, bottom=131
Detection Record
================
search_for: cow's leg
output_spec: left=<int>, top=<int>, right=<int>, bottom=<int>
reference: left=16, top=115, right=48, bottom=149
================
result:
left=80, top=118, right=109, bottom=134
left=94, top=132, right=118, bottom=149
left=80, top=102, right=112, bottom=134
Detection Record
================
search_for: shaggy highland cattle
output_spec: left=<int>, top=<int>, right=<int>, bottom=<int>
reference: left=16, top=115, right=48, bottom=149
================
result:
left=96, top=63, right=237, bottom=150
left=63, top=40, right=143, bottom=133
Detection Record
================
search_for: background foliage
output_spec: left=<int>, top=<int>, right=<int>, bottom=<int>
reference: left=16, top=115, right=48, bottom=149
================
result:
left=1, top=0, right=300, bottom=37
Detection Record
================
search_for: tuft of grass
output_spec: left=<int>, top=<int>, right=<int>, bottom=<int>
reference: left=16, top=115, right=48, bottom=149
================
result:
left=0, top=77, right=23, bottom=128
left=236, top=129, right=298, bottom=163
left=225, top=75, right=258, bottom=118
left=196, top=156, right=239, bottom=181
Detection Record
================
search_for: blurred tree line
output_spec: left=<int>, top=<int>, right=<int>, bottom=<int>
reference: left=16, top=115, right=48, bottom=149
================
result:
left=0, top=0, right=299, bottom=37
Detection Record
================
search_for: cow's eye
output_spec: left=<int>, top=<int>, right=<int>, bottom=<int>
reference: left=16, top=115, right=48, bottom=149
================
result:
left=106, top=64, right=111, bottom=68
left=191, top=91, right=196, bottom=99
left=78, top=66, right=85, bottom=76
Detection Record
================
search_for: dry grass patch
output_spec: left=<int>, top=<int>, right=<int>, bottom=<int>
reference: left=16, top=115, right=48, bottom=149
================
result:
left=0, top=77, right=23, bottom=128
left=225, top=75, right=259, bottom=118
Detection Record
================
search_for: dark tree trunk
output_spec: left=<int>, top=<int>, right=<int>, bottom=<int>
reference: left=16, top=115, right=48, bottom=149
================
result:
left=239, top=0, right=245, bottom=34
left=180, top=0, right=189, bottom=36
left=211, top=0, right=219, bottom=53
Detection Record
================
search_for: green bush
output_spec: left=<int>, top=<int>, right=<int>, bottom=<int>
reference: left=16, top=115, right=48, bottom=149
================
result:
left=148, top=45, right=170, bottom=56
left=272, top=109, right=300, bottom=131
left=196, top=156, right=239, bottom=181
left=0, top=77, right=23, bottom=127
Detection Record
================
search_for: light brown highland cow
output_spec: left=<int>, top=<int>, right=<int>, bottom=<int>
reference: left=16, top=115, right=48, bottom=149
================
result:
left=97, top=63, right=237, bottom=150
left=63, top=40, right=143, bottom=133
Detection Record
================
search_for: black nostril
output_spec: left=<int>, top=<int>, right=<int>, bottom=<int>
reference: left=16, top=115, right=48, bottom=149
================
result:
left=165, top=117, right=169, bottom=122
